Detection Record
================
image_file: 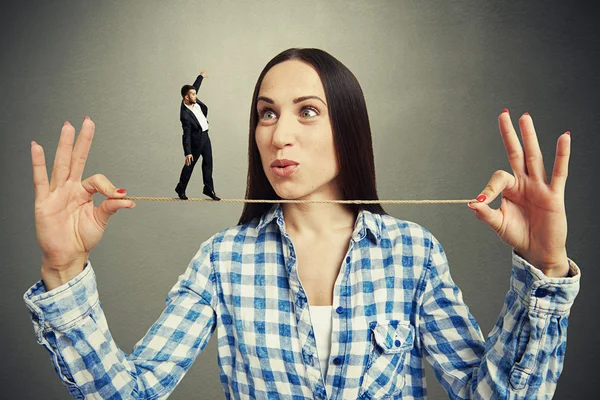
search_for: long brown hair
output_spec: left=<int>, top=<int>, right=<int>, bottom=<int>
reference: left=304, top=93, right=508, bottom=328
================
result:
left=238, top=48, right=385, bottom=225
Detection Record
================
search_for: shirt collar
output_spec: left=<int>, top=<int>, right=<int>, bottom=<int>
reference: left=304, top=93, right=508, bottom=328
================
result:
left=256, top=203, right=283, bottom=231
left=256, top=203, right=382, bottom=244
left=184, top=102, right=197, bottom=111
left=356, top=208, right=382, bottom=244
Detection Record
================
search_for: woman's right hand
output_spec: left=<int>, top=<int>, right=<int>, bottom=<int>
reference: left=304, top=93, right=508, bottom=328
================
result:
left=31, top=117, right=135, bottom=290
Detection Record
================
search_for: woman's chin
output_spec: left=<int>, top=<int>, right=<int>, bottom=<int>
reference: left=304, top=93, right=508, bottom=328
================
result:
left=273, top=190, right=305, bottom=201
left=271, top=184, right=310, bottom=201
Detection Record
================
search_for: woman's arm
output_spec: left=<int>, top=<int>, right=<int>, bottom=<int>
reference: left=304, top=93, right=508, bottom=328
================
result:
left=24, top=240, right=218, bottom=399
left=418, top=234, right=579, bottom=399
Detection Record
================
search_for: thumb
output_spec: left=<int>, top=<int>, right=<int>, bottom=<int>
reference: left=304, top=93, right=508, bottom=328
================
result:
left=95, top=198, right=135, bottom=229
left=470, top=200, right=503, bottom=234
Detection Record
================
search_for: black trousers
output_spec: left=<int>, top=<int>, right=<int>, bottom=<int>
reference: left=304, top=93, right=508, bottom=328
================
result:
left=178, top=131, right=214, bottom=192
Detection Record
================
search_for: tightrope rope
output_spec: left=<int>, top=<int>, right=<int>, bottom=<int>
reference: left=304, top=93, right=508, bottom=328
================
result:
left=121, top=197, right=477, bottom=204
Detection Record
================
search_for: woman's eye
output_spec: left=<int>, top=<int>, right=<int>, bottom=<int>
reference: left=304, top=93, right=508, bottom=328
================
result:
left=301, top=107, right=318, bottom=118
left=260, top=110, right=276, bottom=120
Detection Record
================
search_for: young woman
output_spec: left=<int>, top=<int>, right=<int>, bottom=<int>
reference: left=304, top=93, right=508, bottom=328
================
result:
left=25, top=48, right=579, bottom=399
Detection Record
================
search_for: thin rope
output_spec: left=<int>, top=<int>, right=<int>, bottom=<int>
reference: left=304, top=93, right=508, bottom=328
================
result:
left=120, top=196, right=477, bottom=204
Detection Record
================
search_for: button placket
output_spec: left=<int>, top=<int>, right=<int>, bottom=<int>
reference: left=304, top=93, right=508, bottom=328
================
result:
left=302, top=347, right=314, bottom=365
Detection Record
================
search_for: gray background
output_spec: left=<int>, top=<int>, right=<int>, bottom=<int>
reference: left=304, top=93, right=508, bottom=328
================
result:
left=1, top=0, right=597, bottom=398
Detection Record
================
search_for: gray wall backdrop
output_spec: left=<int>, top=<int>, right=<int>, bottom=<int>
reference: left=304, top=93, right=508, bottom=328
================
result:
left=1, top=1, right=598, bottom=398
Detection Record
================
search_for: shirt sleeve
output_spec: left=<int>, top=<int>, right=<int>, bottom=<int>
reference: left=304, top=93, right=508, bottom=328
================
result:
left=182, top=117, right=193, bottom=156
left=22, top=239, right=218, bottom=399
left=418, top=234, right=580, bottom=399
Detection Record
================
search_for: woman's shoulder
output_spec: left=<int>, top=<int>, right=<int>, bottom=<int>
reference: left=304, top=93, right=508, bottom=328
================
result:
left=202, top=217, right=267, bottom=247
left=368, top=211, right=436, bottom=248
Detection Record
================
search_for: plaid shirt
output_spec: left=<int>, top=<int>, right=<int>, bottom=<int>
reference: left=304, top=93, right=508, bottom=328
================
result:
left=24, top=204, right=580, bottom=399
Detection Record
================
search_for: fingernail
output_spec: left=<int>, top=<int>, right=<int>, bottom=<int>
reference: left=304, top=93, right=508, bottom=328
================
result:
left=523, top=112, right=529, bottom=116
left=129, top=203, right=136, bottom=208
left=467, top=202, right=476, bottom=210
left=566, top=131, right=571, bottom=135
left=84, top=116, right=90, bottom=120
left=476, top=194, right=487, bottom=202
left=117, top=189, right=126, bottom=194
left=502, top=109, right=509, bottom=114
left=31, top=141, right=36, bottom=146
left=63, top=121, right=70, bottom=126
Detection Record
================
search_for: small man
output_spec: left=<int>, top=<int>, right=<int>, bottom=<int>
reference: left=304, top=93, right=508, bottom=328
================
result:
left=175, top=69, right=220, bottom=200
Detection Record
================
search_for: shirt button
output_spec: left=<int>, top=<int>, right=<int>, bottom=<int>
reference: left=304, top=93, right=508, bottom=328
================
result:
left=534, top=288, right=549, bottom=298
left=345, top=256, right=351, bottom=263
left=333, top=357, right=343, bottom=365
left=395, top=339, right=401, bottom=347
left=336, top=306, right=343, bottom=314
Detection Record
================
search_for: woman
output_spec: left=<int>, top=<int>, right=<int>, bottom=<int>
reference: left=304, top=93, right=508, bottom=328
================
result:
left=25, top=48, right=579, bottom=399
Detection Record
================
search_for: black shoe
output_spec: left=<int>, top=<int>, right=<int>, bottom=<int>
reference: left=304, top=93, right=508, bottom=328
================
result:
left=175, top=184, right=188, bottom=200
left=203, top=187, right=221, bottom=201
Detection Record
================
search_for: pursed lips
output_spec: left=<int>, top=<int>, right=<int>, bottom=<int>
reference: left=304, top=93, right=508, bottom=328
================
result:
left=270, top=159, right=299, bottom=168
left=270, top=159, right=299, bottom=177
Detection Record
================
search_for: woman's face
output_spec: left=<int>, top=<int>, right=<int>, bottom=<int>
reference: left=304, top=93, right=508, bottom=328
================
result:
left=255, top=60, right=340, bottom=201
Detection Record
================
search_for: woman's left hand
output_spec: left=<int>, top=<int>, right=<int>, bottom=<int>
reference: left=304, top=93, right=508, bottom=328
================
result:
left=469, top=110, right=571, bottom=278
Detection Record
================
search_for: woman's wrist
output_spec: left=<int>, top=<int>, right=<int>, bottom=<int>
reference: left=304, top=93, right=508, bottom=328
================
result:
left=41, top=258, right=87, bottom=291
left=515, top=250, right=570, bottom=277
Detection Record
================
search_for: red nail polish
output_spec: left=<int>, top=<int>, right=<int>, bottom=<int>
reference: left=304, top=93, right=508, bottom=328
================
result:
left=502, top=109, right=509, bottom=114
left=476, top=194, right=487, bottom=202
left=523, top=112, right=529, bottom=116
left=467, top=202, right=476, bottom=210
left=117, top=189, right=126, bottom=193
left=566, top=131, right=570, bottom=135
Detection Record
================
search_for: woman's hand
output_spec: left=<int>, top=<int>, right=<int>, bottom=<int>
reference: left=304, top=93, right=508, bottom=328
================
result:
left=469, top=110, right=571, bottom=277
left=31, top=117, right=135, bottom=290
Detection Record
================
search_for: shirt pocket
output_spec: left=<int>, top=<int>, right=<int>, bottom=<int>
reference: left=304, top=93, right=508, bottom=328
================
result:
left=358, top=320, right=415, bottom=399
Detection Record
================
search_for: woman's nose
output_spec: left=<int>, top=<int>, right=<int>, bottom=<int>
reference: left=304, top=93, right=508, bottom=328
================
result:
left=271, top=112, right=296, bottom=148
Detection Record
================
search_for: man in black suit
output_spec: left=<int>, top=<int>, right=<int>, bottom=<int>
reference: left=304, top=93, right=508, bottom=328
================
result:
left=175, top=69, right=220, bottom=200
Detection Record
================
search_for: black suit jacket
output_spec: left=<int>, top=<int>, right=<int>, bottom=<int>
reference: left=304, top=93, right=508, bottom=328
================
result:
left=181, top=75, right=209, bottom=156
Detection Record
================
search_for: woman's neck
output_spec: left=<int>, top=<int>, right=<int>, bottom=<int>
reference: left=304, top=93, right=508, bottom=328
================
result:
left=282, top=202, right=356, bottom=237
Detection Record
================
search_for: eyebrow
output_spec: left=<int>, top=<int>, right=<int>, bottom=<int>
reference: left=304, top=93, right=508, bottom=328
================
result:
left=257, top=95, right=327, bottom=106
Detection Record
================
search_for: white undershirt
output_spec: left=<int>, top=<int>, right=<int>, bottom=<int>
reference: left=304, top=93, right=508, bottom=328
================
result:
left=309, top=305, right=333, bottom=380
left=184, top=102, right=209, bottom=131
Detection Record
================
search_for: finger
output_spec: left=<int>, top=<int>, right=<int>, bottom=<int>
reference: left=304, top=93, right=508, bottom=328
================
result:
left=550, top=132, right=571, bottom=193
left=468, top=170, right=516, bottom=234
left=472, top=201, right=505, bottom=235
left=81, top=173, right=130, bottom=200
left=31, top=141, right=50, bottom=202
left=519, top=113, right=547, bottom=182
left=49, top=122, right=75, bottom=191
left=69, top=117, right=95, bottom=182
left=468, top=170, right=516, bottom=209
left=498, top=110, right=526, bottom=176
left=95, top=199, right=136, bottom=229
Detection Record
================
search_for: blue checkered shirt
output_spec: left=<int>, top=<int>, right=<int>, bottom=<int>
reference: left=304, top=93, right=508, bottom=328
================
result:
left=24, top=204, right=580, bottom=399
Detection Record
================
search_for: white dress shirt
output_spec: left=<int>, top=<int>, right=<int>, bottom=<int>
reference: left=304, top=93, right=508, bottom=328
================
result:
left=185, top=102, right=209, bottom=132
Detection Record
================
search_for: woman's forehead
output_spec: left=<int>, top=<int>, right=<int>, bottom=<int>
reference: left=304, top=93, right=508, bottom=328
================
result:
left=258, top=60, right=325, bottom=99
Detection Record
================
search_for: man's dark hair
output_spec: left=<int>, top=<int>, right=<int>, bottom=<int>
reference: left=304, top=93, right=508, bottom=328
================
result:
left=238, top=48, right=385, bottom=225
left=181, top=85, right=195, bottom=98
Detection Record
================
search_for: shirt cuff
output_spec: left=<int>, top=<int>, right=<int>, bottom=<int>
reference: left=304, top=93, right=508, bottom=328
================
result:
left=510, top=251, right=581, bottom=315
left=23, top=261, right=99, bottom=340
